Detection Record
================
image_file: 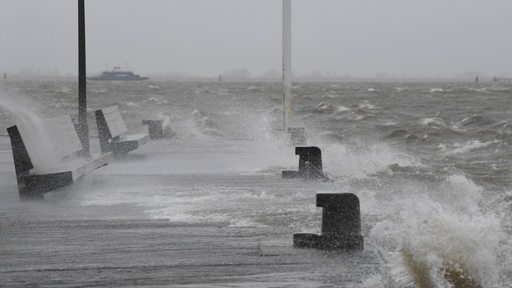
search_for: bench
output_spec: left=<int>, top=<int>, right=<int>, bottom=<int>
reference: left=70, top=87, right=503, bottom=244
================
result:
left=95, top=106, right=149, bottom=157
left=6, top=115, right=113, bottom=200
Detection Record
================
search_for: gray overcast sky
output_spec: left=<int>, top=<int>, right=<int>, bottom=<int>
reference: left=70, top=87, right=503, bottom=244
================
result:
left=2, top=0, right=512, bottom=77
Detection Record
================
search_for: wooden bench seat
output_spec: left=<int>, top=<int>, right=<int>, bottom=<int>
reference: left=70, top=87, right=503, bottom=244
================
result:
left=95, top=105, right=149, bottom=157
left=7, top=115, right=113, bottom=200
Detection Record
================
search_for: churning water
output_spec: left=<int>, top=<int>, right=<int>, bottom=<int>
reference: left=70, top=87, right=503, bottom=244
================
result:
left=0, top=79, right=511, bottom=287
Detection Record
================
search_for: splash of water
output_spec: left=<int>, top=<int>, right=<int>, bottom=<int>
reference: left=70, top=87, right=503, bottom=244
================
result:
left=0, top=89, right=60, bottom=168
left=156, top=112, right=176, bottom=138
left=306, top=132, right=505, bottom=287
left=366, top=174, right=502, bottom=287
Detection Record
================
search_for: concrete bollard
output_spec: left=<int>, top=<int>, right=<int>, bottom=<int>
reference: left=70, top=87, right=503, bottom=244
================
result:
left=296, top=147, right=323, bottom=179
left=294, top=193, right=364, bottom=250
left=282, top=146, right=325, bottom=179
left=142, top=120, right=164, bottom=139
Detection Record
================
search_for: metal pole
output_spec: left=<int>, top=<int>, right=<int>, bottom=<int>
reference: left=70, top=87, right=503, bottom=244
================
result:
left=282, top=0, right=292, bottom=131
left=78, top=0, right=89, bottom=153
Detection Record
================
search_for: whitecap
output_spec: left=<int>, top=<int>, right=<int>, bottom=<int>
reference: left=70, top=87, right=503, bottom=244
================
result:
left=420, top=117, right=446, bottom=127
left=444, top=140, right=497, bottom=155
left=336, top=105, right=350, bottom=112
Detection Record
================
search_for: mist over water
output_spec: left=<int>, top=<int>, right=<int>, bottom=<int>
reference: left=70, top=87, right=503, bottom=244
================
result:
left=0, top=87, right=62, bottom=168
left=0, top=79, right=511, bottom=287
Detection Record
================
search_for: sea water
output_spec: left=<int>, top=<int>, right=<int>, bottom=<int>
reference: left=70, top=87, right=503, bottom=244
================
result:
left=0, top=79, right=511, bottom=287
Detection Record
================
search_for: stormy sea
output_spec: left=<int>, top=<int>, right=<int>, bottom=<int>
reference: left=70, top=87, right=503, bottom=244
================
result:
left=0, top=79, right=511, bottom=287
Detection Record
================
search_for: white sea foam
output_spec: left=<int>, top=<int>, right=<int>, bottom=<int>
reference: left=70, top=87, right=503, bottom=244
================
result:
left=430, top=88, right=444, bottom=93
left=318, top=141, right=418, bottom=179
left=314, top=101, right=336, bottom=113
left=420, top=117, right=446, bottom=127
left=336, top=105, right=350, bottom=112
left=444, top=140, right=497, bottom=156
left=367, top=173, right=502, bottom=287
left=2, top=79, right=511, bottom=287
left=155, top=112, right=176, bottom=138
left=359, top=101, right=379, bottom=110
left=147, top=84, right=160, bottom=90
left=56, top=86, right=73, bottom=94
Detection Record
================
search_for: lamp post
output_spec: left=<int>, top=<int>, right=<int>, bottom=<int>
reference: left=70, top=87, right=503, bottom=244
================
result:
left=282, top=0, right=292, bottom=131
left=78, top=0, right=89, bottom=154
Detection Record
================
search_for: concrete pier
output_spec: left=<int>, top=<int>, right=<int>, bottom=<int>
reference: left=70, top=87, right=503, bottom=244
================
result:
left=0, top=136, right=384, bottom=287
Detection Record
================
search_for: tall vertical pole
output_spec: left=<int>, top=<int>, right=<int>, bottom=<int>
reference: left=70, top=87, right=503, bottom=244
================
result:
left=78, top=0, right=89, bottom=153
left=282, top=0, right=292, bottom=131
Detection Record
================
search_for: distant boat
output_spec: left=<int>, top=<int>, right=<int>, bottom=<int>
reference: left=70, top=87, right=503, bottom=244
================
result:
left=88, top=67, right=148, bottom=81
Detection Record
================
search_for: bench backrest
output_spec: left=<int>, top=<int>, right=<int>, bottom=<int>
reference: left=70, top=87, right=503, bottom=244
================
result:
left=7, top=115, right=84, bottom=175
left=43, top=116, right=84, bottom=157
left=95, top=105, right=128, bottom=152
left=95, top=106, right=127, bottom=139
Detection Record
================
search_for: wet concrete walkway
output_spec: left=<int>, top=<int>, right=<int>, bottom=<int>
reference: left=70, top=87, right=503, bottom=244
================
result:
left=0, top=219, right=386, bottom=287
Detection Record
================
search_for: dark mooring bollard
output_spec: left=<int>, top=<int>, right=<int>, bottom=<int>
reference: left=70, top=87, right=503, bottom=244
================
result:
left=142, top=120, right=164, bottom=139
left=294, top=193, right=364, bottom=250
left=282, top=146, right=325, bottom=179
left=296, top=147, right=323, bottom=178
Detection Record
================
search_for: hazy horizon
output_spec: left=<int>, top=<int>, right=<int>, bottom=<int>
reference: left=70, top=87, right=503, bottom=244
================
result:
left=2, top=0, right=512, bottom=79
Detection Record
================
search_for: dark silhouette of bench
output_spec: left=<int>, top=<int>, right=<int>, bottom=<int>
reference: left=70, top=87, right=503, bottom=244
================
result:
left=7, top=115, right=113, bottom=200
left=95, top=106, right=149, bottom=157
